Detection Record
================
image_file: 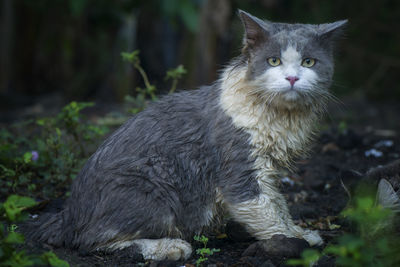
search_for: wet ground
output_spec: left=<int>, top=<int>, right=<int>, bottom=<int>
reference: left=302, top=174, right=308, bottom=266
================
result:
left=18, top=98, right=400, bottom=266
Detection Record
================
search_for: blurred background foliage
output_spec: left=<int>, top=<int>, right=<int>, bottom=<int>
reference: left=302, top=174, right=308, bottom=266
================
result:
left=0, top=0, right=399, bottom=122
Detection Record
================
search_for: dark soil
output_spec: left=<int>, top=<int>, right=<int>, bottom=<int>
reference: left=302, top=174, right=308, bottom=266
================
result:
left=20, top=99, right=400, bottom=267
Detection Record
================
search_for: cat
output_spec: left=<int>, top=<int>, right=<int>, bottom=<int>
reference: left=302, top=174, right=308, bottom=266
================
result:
left=30, top=10, right=347, bottom=261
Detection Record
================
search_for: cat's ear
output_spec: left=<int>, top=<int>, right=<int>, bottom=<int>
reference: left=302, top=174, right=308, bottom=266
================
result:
left=238, top=10, right=269, bottom=49
left=317, top=20, right=348, bottom=46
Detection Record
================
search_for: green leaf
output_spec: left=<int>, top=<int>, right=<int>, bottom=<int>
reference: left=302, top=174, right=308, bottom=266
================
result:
left=18, top=174, right=30, bottom=184
left=9, top=195, right=37, bottom=208
left=338, top=120, right=348, bottom=133
left=3, top=195, right=37, bottom=221
left=194, top=234, right=208, bottom=243
left=286, top=249, right=321, bottom=266
left=0, top=164, right=16, bottom=177
left=36, top=119, right=46, bottom=126
left=286, top=259, right=307, bottom=266
left=23, top=152, right=32, bottom=163
left=41, top=251, right=70, bottom=267
left=28, top=184, right=37, bottom=191
left=357, top=197, right=374, bottom=210
left=165, top=65, right=187, bottom=80
left=121, top=50, right=140, bottom=64
left=4, top=231, right=25, bottom=244
left=8, top=223, right=18, bottom=232
left=56, top=128, right=62, bottom=137
left=1, top=250, right=34, bottom=266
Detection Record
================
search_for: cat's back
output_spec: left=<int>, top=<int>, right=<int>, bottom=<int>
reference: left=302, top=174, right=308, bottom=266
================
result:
left=76, top=86, right=219, bottom=181
left=67, top=85, right=221, bottom=212
left=109, top=85, right=214, bottom=151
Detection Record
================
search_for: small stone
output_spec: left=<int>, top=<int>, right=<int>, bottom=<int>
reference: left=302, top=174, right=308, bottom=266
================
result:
left=226, top=220, right=254, bottom=242
left=322, top=142, right=340, bottom=153
left=281, top=176, right=295, bottom=186
left=365, top=148, right=383, bottom=158
left=242, top=235, right=309, bottom=259
left=374, top=140, right=394, bottom=148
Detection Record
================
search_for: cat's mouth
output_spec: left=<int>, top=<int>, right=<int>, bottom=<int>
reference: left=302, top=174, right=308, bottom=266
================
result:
left=281, top=87, right=302, bottom=101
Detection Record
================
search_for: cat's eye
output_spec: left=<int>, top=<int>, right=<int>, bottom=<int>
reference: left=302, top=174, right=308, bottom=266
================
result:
left=301, top=58, right=316, bottom=68
left=267, top=57, right=281, bottom=67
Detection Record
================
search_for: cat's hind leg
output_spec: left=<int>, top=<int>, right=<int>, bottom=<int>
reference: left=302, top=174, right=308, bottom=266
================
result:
left=107, top=238, right=192, bottom=261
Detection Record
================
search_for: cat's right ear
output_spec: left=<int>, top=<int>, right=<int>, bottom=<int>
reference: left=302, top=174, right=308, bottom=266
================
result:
left=238, top=10, right=269, bottom=50
left=317, top=20, right=348, bottom=49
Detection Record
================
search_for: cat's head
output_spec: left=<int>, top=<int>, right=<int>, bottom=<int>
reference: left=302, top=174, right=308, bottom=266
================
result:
left=238, top=10, right=347, bottom=110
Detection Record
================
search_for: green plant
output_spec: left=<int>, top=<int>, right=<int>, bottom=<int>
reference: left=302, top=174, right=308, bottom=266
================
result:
left=287, top=194, right=400, bottom=267
left=0, top=102, right=109, bottom=199
left=121, top=50, right=157, bottom=114
left=121, top=50, right=186, bottom=113
left=165, top=64, right=187, bottom=94
left=286, top=248, right=321, bottom=267
left=193, top=235, right=220, bottom=266
left=324, top=196, right=400, bottom=267
left=338, top=120, right=348, bottom=134
left=0, top=195, right=69, bottom=266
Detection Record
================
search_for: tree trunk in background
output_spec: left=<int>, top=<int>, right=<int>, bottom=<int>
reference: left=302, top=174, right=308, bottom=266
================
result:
left=0, top=0, right=13, bottom=94
left=108, top=11, right=138, bottom=101
left=136, top=9, right=179, bottom=93
left=193, top=0, right=231, bottom=86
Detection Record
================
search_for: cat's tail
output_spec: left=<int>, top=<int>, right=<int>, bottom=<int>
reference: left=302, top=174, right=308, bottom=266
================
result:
left=23, top=211, right=66, bottom=247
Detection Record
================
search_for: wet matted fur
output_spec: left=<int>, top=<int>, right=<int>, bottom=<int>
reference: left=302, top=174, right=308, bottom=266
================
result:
left=30, top=10, right=347, bottom=261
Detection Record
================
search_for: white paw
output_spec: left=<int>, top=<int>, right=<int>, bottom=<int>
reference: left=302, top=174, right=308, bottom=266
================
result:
left=164, top=239, right=193, bottom=261
left=133, top=238, right=192, bottom=261
left=302, top=230, right=323, bottom=246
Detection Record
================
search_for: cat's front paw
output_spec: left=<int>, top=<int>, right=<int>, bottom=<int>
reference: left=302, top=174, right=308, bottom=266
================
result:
left=292, top=225, right=323, bottom=246
left=302, top=230, right=323, bottom=246
left=242, top=234, right=309, bottom=259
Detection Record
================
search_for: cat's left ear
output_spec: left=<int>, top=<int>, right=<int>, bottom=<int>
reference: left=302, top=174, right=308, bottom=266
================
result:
left=317, top=20, right=348, bottom=46
left=238, top=10, right=270, bottom=50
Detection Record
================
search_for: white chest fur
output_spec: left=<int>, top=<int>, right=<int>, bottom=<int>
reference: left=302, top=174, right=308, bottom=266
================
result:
left=218, top=65, right=324, bottom=246
left=219, top=65, right=317, bottom=189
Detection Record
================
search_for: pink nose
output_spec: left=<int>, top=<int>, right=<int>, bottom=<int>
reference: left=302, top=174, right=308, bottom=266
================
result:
left=286, top=76, right=299, bottom=86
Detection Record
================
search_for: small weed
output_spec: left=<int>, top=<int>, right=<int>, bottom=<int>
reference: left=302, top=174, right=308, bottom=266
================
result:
left=338, top=120, right=348, bottom=134
left=286, top=249, right=321, bottom=267
left=122, top=50, right=157, bottom=114
left=121, top=50, right=186, bottom=113
left=0, top=102, right=109, bottom=199
left=193, top=235, right=220, bottom=266
left=0, top=195, right=69, bottom=266
left=287, top=192, right=400, bottom=267
left=165, top=64, right=187, bottom=94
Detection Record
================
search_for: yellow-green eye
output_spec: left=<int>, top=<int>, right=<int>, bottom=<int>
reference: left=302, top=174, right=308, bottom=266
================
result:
left=267, top=57, right=281, bottom=67
left=302, top=58, right=316, bottom=67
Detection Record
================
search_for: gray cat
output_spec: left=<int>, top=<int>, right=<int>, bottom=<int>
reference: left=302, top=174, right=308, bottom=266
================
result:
left=31, top=10, right=347, bottom=261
